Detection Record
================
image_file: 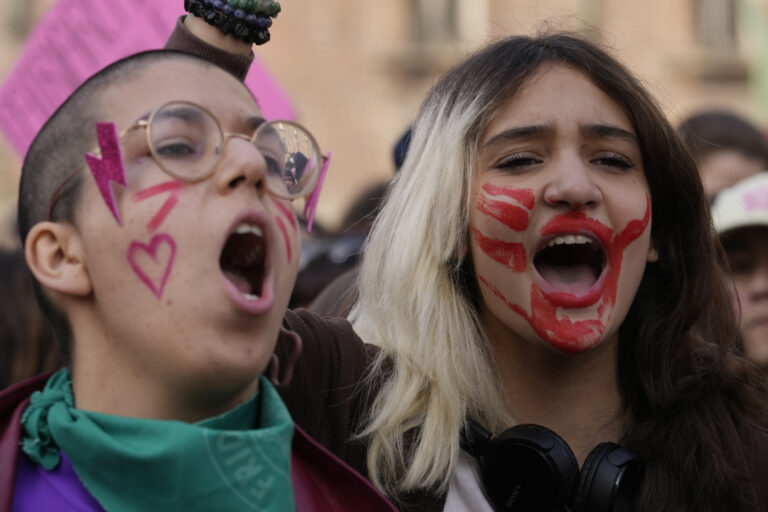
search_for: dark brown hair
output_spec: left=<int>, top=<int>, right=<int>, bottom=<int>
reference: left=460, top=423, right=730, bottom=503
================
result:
left=677, top=110, right=768, bottom=166
left=0, top=248, right=62, bottom=388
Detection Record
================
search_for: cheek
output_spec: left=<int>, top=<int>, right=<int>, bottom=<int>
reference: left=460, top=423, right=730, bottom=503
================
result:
left=469, top=184, right=534, bottom=273
left=273, top=200, right=299, bottom=263
left=117, top=180, right=188, bottom=299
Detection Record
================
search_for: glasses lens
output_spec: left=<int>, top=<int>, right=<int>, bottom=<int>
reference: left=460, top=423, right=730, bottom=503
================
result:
left=254, top=121, right=320, bottom=198
left=149, top=102, right=222, bottom=181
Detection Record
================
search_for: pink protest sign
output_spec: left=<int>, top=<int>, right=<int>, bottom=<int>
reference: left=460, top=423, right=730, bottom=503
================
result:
left=0, top=0, right=295, bottom=157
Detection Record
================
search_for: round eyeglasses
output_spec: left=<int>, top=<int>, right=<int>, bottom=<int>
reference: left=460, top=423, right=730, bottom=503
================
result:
left=47, top=101, right=325, bottom=220
left=141, top=101, right=323, bottom=199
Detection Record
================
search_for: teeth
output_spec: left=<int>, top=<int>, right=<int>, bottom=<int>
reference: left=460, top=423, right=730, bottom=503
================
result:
left=243, top=292, right=260, bottom=301
left=234, top=223, right=263, bottom=237
left=545, top=234, right=594, bottom=249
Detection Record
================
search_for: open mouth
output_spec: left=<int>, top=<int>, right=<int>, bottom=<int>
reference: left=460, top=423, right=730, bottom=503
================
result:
left=533, top=234, right=606, bottom=296
left=220, top=222, right=267, bottom=301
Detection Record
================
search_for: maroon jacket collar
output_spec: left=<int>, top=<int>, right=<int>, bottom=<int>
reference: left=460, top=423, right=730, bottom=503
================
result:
left=0, top=374, right=395, bottom=512
left=0, top=374, right=50, bottom=512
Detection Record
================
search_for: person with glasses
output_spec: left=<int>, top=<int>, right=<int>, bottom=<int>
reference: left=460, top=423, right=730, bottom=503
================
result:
left=0, top=47, right=395, bottom=512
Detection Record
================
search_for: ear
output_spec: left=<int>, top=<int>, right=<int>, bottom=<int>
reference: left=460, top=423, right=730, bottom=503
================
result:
left=647, top=242, right=659, bottom=263
left=25, top=221, right=92, bottom=297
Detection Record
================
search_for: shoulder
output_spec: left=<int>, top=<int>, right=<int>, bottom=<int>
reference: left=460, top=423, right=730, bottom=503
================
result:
left=0, top=374, right=49, bottom=426
left=278, top=310, right=380, bottom=469
left=283, top=309, right=379, bottom=370
left=0, top=374, right=51, bottom=511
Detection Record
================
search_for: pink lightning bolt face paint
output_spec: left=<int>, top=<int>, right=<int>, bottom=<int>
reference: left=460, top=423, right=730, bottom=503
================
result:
left=469, top=64, right=655, bottom=355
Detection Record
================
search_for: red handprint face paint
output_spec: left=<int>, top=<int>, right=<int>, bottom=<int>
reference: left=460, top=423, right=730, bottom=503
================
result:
left=478, top=197, right=650, bottom=352
left=470, top=184, right=534, bottom=272
left=469, top=64, right=654, bottom=354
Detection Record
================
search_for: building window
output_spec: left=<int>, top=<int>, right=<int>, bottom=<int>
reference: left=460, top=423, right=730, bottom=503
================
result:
left=695, top=0, right=737, bottom=50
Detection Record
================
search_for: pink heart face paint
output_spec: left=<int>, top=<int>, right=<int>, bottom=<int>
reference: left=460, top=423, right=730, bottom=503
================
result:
left=127, top=233, right=177, bottom=299
left=469, top=64, right=653, bottom=354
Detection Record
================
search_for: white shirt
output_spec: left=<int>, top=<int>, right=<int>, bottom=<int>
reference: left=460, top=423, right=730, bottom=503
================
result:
left=444, top=451, right=495, bottom=511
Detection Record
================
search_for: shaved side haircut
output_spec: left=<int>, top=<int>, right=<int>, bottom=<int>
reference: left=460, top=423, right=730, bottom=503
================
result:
left=18, top=50, right=219, bottom=360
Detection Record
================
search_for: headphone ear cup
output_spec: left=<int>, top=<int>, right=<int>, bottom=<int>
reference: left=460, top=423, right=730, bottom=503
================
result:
left=479, top=424, right=579, bottom=512
left=571, top=442, right=642, bottom=512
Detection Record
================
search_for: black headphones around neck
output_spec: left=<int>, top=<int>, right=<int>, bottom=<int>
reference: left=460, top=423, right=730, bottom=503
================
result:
left=461, top=419, right=643, bottom=512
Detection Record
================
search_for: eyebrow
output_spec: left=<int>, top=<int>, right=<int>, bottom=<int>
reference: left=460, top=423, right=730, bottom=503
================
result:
left=482, top=123, right=639, bottom=149
left=244, top=115, right=266, bottom=133
left=155, top=106, right=208, bottom=123
left=483, top=125, right=550, bottom=149
left=580, top=123, right=639, bottom=146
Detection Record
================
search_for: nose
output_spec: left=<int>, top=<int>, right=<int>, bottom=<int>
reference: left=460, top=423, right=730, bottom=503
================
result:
left=543, top=154, right=602, bottom=210
left=215, top=134, right=268, bottom=195
left=747, top=260, right=768, bottom=301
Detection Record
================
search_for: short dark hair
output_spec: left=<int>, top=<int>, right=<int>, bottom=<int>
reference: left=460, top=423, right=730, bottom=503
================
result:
left=17, top=50, right=218, bottom=361
left=677, top=110, right=768, bottom=166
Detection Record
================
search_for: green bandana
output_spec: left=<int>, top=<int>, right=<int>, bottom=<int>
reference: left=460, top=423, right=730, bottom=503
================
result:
left=21, top=369, right=295, bottom=511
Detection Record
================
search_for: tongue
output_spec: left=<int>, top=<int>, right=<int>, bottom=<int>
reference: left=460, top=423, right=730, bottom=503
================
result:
left=538, top=262, right=597, bottom=294
left=223, top=271, right=252, bottom=294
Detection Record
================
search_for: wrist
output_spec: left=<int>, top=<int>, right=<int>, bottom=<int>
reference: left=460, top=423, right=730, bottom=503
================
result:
left=184, top=0, right=277, bottom=46
left=184, top=14, right=252, bottom=56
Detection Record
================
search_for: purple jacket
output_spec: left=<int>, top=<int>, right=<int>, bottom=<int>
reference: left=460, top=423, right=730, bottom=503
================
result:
left=0, top=374, right=397, bottom=512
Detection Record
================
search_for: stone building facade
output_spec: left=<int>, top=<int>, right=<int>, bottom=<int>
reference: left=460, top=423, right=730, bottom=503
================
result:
left=0, top=0, right=764, bottom=245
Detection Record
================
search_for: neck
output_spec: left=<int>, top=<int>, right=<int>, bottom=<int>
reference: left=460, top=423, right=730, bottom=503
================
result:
left=68, top=310, right=259, bottom=423
left=485, top=314, right=624, bottom=466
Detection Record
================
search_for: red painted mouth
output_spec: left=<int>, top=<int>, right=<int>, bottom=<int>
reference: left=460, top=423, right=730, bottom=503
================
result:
left=533, top=221, right=610, bottom=308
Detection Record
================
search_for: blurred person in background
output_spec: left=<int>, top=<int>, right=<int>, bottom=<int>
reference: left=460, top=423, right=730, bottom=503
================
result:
left=677, top=110, right=768, bottom=200
left=0, top=247, right=61, bottom=389
left=304, top=128, right=411, bottom=316
left=713, top=173, right=768, bottom=370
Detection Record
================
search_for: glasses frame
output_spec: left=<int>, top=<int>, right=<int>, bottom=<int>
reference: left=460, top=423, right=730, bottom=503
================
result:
left=47, top=100, right=324, bottom=221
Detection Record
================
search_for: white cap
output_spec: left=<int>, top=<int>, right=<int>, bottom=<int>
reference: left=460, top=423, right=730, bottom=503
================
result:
left=712, top=173, right=768, bottom=235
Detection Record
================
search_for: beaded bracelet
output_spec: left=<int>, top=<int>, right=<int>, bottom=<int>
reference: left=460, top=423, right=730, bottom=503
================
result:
left=225, top=0, right=280, bottom=17
left=184, top=0, right=280, bottom=46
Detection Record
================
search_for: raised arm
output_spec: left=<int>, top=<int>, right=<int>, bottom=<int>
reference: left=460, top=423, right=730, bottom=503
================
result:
left=165, top=1, right=280, bottom=81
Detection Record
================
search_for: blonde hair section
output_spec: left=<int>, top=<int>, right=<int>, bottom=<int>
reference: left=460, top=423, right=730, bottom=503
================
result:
left=350, top=86, right=513, bottom=498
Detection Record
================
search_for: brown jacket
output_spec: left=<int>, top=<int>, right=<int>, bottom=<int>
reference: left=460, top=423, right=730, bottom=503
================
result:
left=280, top=309, right=768, bottom=512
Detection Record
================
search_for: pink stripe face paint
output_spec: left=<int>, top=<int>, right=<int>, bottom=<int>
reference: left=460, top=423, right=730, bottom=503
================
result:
left=132, top=180, right=186, bottom=233
left=275, top=215, right=292, bottom=262
left=127, top=233, right=177, bottom=299
left=274, top=200, right=297, bottom=231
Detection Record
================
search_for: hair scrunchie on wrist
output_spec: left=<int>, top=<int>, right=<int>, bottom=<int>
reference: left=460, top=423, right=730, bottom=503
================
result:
left=184, top=0, right=281, bottom=46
